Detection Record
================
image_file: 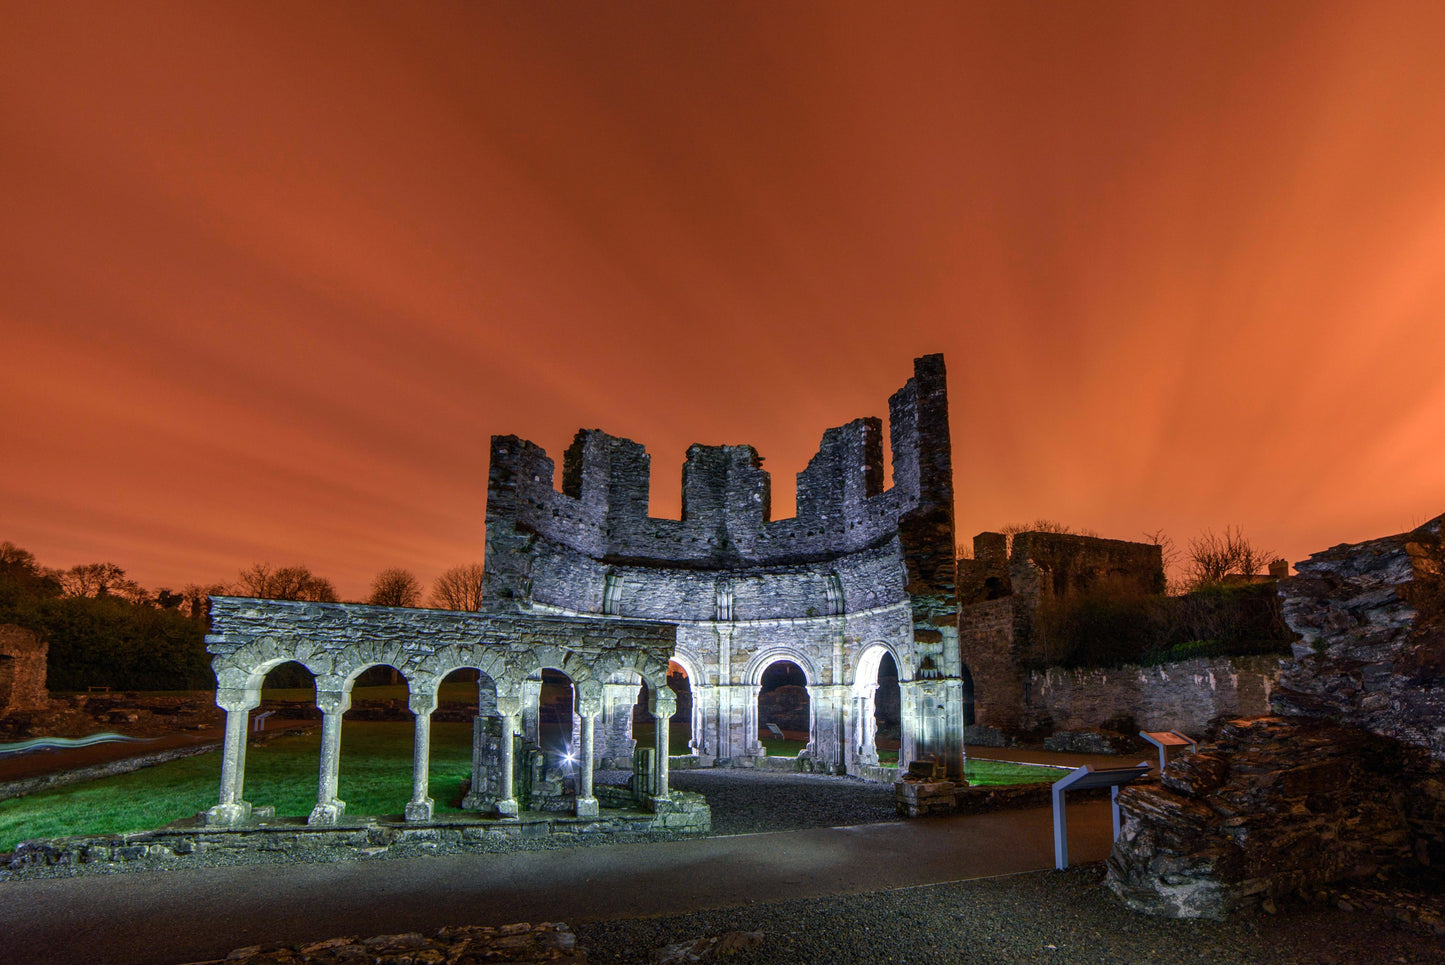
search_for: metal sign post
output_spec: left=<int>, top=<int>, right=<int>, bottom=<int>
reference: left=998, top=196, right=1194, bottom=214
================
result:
left=1051, top=763, right=1151, bottom=870
left=1139, top=730, right=1197, bottom=773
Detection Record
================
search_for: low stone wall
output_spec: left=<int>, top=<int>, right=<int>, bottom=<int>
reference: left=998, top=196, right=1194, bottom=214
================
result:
left=1023, top=655, right=1278, bottom=734
left=3, top=795, right=711, bottom=879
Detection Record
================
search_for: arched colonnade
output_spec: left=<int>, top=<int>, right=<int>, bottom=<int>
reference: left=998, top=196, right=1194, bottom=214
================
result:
left=202, top=597, right=678, bottom=828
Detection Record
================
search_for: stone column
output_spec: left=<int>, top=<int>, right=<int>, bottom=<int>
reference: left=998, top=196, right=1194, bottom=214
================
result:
left=494, top=694, right=522, bottom=817
left=205, top=687, right=262, bottom=827
left=806, top=684, right=849, bottom=774
left=308, top=688, right=351, bottom=826
left=405, top=690, right=438, bottom=822
left=521, top=676, right=543, bottom=745
left=649, top=689, right=676, bottom=801
left=575, top=692, right=601, bottom=818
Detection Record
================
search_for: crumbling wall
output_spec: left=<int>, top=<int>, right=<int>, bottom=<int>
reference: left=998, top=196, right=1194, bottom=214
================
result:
left=1025, top=655, right=1277, bottom=734
left=0, top=625, right=48, bottom=715
left=957, top=530, right=1165, bottom=731
left=1107, top=515, right=1445, bottom=919
left=481, top=355, right=964, bottom=778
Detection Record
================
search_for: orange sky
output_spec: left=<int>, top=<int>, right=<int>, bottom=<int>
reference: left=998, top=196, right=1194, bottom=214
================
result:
left=4, top=1, right=1445, bottom=600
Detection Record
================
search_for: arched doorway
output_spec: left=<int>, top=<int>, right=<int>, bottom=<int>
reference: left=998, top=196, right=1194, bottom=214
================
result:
left=873, top=652, right=901, bottom=763
left=757, top=660, right=809, bottom=757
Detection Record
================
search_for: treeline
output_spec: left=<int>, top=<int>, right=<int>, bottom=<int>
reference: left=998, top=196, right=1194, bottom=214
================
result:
left=0, top=542, right=491, bottom=693
left=0, top=544, right=210, bottom=691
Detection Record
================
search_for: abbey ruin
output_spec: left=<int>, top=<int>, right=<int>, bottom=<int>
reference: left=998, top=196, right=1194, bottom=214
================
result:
left=200, top=354, right=966, bottom=828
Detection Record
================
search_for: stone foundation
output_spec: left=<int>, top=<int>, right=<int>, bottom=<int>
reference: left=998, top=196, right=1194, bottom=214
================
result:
left=4, top=795, right=711, bottom=878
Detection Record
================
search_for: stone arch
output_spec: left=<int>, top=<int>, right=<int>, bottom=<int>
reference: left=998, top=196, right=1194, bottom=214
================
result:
left=214, top=639, right=332, bottom=693
left=668, top=647, right=707, bottom=688
left=741, top=647, right=821, bottom=687
left=851, top=640, right=910, bottom=694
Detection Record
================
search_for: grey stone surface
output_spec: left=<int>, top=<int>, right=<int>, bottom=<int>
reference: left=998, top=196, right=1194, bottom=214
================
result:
left=1106, top=516, right=1445, bottom=919
left=483, top=355, right=966, bottom=784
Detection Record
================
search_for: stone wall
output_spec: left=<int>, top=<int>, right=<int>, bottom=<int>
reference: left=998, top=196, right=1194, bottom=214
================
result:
left=1107, top=515, right=1445, bottom=919
left=1022, top=655, right=1278, bottom=734
left=957, top=531, right=1165, bottom=731
left=0, top=624, right=48, bottom=715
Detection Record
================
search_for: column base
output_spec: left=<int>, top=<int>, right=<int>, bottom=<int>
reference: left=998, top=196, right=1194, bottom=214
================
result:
left=308, top=799, right=347, bottom=826
left=647, top=793, right=671, bottom=810
left=461, top=792, right=492, bottom=811
left=494, top=797, right=519, bottom=818
left=202, top=801, right=252, bottom=827
left=574, top=796, right=599, bottom=818
left=404, top=798, right=434, bottom=822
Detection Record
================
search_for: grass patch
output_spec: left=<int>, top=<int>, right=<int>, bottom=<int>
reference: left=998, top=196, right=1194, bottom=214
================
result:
left=964, top=759, right=1067, bottom=786
left=760, top=737, right=809, bottom=758
left=0, top=721, right=475, bottom=852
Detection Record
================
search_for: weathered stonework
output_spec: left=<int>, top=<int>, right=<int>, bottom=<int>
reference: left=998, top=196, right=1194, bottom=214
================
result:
left=202, top=598, right=690, bottom=829
left=0, top=624, right=48, bottom=715
left=1106, top=516, right=1445, bottom=918
left=485, top=355, right=966, bottom=782
left=1025, top=655, right=1277, bottom=735
left=957, top=531, right=1165, bottom=731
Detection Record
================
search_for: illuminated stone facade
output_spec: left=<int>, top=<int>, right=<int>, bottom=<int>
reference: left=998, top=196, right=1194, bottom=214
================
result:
left=482, top=355, right=965, bottom=780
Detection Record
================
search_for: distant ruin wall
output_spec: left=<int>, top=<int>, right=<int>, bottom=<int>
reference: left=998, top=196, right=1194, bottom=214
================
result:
left=1023, top=655, right=1278, bottom=733
left=0, top=625, right=48, bottom=715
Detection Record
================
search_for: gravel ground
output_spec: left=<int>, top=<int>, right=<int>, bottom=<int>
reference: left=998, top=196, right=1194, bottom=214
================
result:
left=574, top=864, right=1445, bottom=965
left=649, top=767, right=901, bottom=836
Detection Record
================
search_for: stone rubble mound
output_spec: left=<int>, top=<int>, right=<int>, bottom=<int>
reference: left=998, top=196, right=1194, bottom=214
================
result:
left=1105, top=515, right=1445, bottom=919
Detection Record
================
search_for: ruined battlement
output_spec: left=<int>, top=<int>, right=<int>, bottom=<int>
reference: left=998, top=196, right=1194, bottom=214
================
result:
left=483, top=356, right=954, bottom=616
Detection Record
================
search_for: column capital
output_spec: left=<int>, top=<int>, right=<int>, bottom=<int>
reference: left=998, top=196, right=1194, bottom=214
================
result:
left=576, top=696, right=603, bottom=717
left=492, top=694, right=523, bottom=718
left=408, top=691, right=439, bottom=716
left=648, top=691, right=677, bottom=718
left=216, top=687, right=261, bottom=714
left=315, top=689, right=351, bottom=716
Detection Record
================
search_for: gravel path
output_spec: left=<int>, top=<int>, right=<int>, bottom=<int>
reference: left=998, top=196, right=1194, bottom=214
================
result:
left=574, top=864, right=1445, bottom=965
left=668, top=767, right=901, bottom=836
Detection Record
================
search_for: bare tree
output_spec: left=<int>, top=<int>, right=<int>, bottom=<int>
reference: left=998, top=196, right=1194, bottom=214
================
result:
left=368, top=567, right=423, bottom=608
left=431, top=563, right=485, bottom=611
left=998, top=519, right=1101, bottom=554
left=1185, top=526, right=1274, bottom=590
left=180, top=582, right=230, bottom=621
left=235, top=562, right=338, bottom=602
left=57, top=562, right=144, bottom=599
left=1142, top=528, right=1183, bottom=595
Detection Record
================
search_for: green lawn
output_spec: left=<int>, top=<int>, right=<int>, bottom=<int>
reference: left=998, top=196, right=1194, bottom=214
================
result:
left=0, top=725, right=1067, bottom=852
left=964, top=759, right=1068, bottom=786
left=0, top=721, right=475, bottom=852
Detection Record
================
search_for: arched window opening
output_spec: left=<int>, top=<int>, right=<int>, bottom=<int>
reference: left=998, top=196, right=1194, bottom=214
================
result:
left=873, top=653, right=901, bottom=764
left=758, top=660, right=809, bottom=758
left=339, top=664, right=411, bottom=818
left=523, top=668, right=579, bottom=811
left=246, top=661, right=318, bottom=817
left=432, top=668, right=483, bottom=812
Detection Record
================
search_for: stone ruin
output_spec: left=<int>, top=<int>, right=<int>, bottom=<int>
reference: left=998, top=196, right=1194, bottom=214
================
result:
left=1107, top=515, right=1445, bottom=918
left=481, top=353, right=965, bottom=780
left=202, top=597, right=705, bottom=829
left=200, top=354, right=965, bottom=831
left=0, top=624, right=48, bottom=716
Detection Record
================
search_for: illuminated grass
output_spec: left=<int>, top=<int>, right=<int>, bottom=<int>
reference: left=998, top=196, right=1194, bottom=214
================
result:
left=0, top=722, right=474, bottom=852
left=964, top=759, right=1067, bottom=786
